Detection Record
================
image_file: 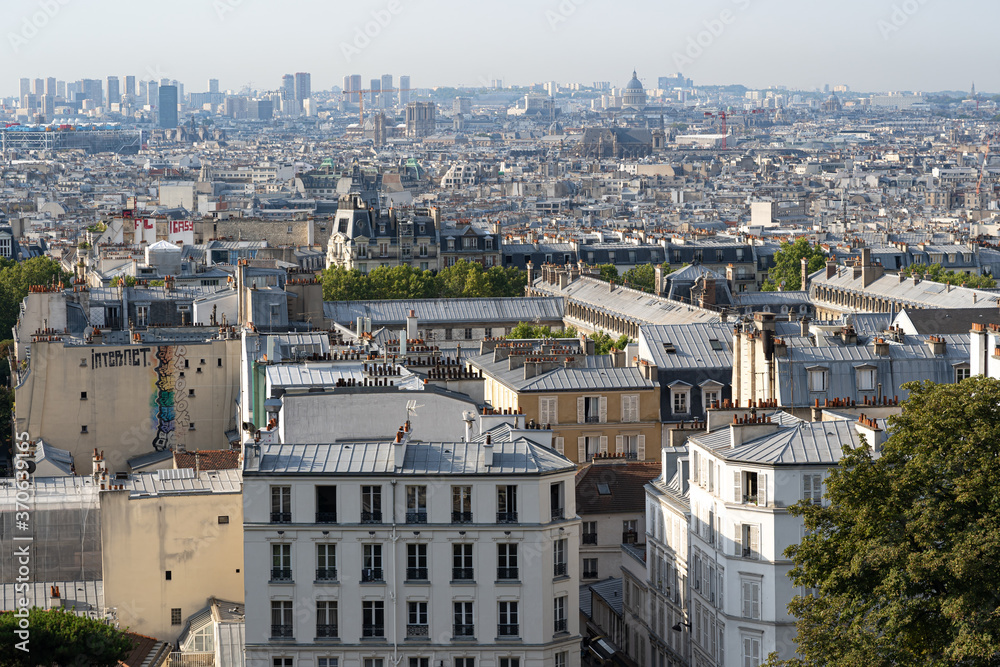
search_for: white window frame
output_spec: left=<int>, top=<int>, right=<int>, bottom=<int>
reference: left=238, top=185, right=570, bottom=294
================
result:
left=855, top=365, right=876, bottom=392
left=539, top=396, right=558, bottom=425
left=808, top=367, right=829, bottom=393
left=741, top=578, right=761, bottom=619
left=669, top=383, right=692, bottom=415
left=803, top=473, right=823, bottom=505
left=621, top=394, right=640, bottom=423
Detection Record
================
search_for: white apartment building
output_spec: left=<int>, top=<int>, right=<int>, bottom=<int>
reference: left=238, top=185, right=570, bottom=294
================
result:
left=243, top=421, right=582, bottom=667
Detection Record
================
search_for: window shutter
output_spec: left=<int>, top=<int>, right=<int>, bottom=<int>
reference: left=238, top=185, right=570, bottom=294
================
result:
left=637, top=435, right=646, bottom=460
left=599, top=436, right=608, bottom=454
left=621, top=396, right=629, bottom=423
left=615, top=435, right=623, bottom=454
left=577, top=437, right=586, bottom=463
left=577, top=396, right=585, bottom=424
left=540, top=398, right=549, bottom=425
left=599, top=396, right=608, bottom=423
left=554, top=437, right=564, bottom=455
left=752, top=582, right=761, bottom=619
left=759, top=474, right=767, bottom=508
left=734, top=523, right=742, bottom=557
left=734, top=470, right=742, bottom=504
left=750, top=525, right=760, bottom=559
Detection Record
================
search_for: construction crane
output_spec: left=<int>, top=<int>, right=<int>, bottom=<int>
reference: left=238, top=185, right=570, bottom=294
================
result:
left=703, top=109, right=765, bottom=149
left=343, top=88, right=412, bottom=127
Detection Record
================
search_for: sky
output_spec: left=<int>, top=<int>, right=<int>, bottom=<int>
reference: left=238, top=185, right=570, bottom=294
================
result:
left=5, top=0, right=999, bottom=96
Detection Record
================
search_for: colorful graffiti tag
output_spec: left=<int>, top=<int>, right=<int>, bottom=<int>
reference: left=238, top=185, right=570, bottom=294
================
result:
left=150, top=345, right=190, bottom=450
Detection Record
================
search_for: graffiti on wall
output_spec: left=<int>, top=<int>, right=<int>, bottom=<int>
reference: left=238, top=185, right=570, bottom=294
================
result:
left=150, top=345, right=191, bottom=451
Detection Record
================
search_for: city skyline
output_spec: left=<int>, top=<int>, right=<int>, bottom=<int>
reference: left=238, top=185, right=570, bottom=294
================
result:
left=5, top=0, right=1000, bottom=97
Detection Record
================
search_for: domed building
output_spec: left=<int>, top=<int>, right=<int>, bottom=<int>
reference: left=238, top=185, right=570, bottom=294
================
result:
left=622, top=70, right=647, bottom=109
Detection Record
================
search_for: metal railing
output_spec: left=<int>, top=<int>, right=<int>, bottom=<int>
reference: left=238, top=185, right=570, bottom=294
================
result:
left=554, top=618, right=568, bottom=633
left=362, top=624, right=384, bottom=638
left=497, top=624, right=519, bottom=637
left=315, top=624, right=338, bottom=638
left=497, top=567, right=519, bottom=580
left=553, top=562, right=568, bottom=577
left=550, top=507, right=565, bottom=521
left=315, top=568, right=337, bottom=581
left=270, top=512, right=291, bottom=523
left=622, top=531, right=638, bottom=544
left=406, top=567, right=428, bottom=581
left=361, top=510, right=383, bottom=524
left=406, top=624, right=429, bottom=638
left=453, top=624, right=475, bottom=638
left=583, top=570, right=599, bottom=579
left=361, top=568, right=384, bottom=582
left=270, top=624, right=293, bottom=639
left=270, top=568, right=292, bottom=582
left=452, top=567, right=474, bottom=581
left=451, top=511, right=473, bottom=523
left=315, top=512, right=337, bottom=523
left=497, top=511, right=518, bottom=524
left=167, top=653, right=214, bottom=667
left=405, top=510, right=427, bottom=524
left=582, top=534, right=598, bottom=545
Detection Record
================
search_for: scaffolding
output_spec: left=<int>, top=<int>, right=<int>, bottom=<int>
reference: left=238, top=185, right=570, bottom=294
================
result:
left=1, top=128, right=143, bottom=155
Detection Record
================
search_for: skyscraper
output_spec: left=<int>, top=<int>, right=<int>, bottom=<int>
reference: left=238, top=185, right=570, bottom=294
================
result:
left=56, top=81, right=66, bottom=99
left=107, top=76, right=120, bottom=107
left=18, top=78, right=30, bottom=107
left=81, top=79, right=103, bottom=106
left=294, top=72, right=311, bottom=111
left=158, top=85, right=178, bottom=128
left=125, top=75, right=136, bottom=99
left=147, top=81, right=158, bottom=108
left=342, top=75, right=352, bottom=93
left=45, top=78, right=56, bottom=97
left=381, top=74, right=393, bottom=108
left=282, top=74, right=295, bottom=99
left=33, top=79, right=44, bottom=96
left=399, top=76, right=411, bottom=105
left=208, top=78, right=220, bottom=94
left=369, top=78, right=381, bottom=107
left=349, top=74, right=362, bottom=93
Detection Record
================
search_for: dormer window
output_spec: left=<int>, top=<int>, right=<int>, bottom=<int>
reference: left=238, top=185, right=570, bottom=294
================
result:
left=855, top=365, right=876, bottom=392
left=807, top=366, right=829, bottom=392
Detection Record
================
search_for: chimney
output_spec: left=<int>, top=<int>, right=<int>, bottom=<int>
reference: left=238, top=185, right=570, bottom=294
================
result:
left=654, top=264, right=664, bottom=296
left=800, top=256, right=809, bottom=291
left=753, top=312, right=776, bottom=333
left=526, top=260, right=535, bottom=286
left=873, top=337, right=890, bottom=356
left=799, top=316, right=811, bottom=337
left=393, top=424, right=410, bottom=469
left=826, top=258, right=837, bottom=279
left=926, top=335, right=946, bottom=356
left=483, top=434, right=494, bottom=467
left=729, top=415, right=781, bottom=448
left=699, top=275, right=716, bottom=308
left=558, top=270, right=569, bottom=290
left=840, top=326, right=858, bottom=346
left=406, top=310, right=418, bottom=340
left=48, top=585, right=61, bottom=609
left=854, top=414, right=887, bottom=455
left=463, top=412, right=475, bottom=442
left=400, top=330, right=407, bottom=356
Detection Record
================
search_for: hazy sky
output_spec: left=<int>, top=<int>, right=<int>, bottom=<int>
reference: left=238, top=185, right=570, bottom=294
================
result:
left=6, top=0, right=998, bottom=96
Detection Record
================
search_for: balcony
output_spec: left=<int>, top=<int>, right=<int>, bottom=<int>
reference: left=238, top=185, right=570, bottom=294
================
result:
left=270, top=512, right=291, bottom=523
left=554, top=618, right=568, bottom=634
left=452, top=567, right=474, bottom=581
left=451, top=511, right=473, bottom=524
left=361, top=510, right=383, bottom=524
left=497, top=511, right=518, bottom=524
left=453, top=624, right=475, bottom=638
left=362, top=624, right=385, bottom=638
left=622, top=531, right=638, bottom=544
left=550, top=507, right=564, bottom=521
left=584, top=415, right=601, bottom=424
left=315, top=624, right=338, bottom=639
left=743, top=494, right=759, bottom=506
left=315, top=568, right=337, bottom=582
left=582, top=534, right=598, bottom=545
left=583, top=570, right=599, bottom=579
left=315, top=512, right=337, bottom=523
left=270, top=568, right=292, bottom=582
left=406, top=567, right=428, bottom=581
left=405, top=510, right=427, bottom=524
left=270, top=624, right=293, bottom=639
left=361, top=568, right=384, bottom=583
left=497, top=567, right=519, bottom=581
left=553, top=562, right=568, bottom=577
left=406, top=624, right=429, bottom=639
left=497, top=624, right=519, bottom=638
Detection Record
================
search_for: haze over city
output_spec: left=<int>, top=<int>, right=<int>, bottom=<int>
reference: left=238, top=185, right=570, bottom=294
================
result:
left=7, top=0, right=1000, bottom=94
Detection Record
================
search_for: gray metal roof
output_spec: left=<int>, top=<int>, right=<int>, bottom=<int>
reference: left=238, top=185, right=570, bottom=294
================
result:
left=814, top=268, right=998, bottom=310
left=638, top=322, right=734, bottom=370
left=589, top=577, right=624, bottom=616
left=126, top=468, right=242, bottom=498
left=323, top=297, right=565, bottom=326
left=246, top=439, right=574, bottom=476
left=0, top=580, right=103, bottom=615
left=696, top=418, right=879, bottom=466
left=467, top=350, right=653, bottom=393
left=265, top=362, right=424, bottom=391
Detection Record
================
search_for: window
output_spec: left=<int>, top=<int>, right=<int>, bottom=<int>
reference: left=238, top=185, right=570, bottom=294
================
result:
left=274, top=660, right=293, bottom=667
left=445, top=328, right=453, bottom=340
left=405, top=485, right=427, bottom=523
left=856, top=366, right=876, bottom=391
left=362, top=600, right=385, bottom=637
left=409, top=659, right=429, bottom=667
left=497, top=485, right=518, bottom=522
left=498, top=601, right=519, bottom=637
left=316, top=600, right=337, bottom=638
left=80, top=391, right=87, bottom=400
left=623, top=519, right=638, bottom=544
left=452, top=486, right=472, bottom=523
left=362, top=544, right=383, bottom=582
left=218, top=516, right=229, bottom=524
left=808, top=368, right=829, bottom=392
left=738, top=524, right=761, bottom=560
left=484, top=327, right=492, bottom=338
left=539, top=396, right=558, bottom=426
left=361, top=486, right=382, bottom=523
left=454, top=601, right=474, bottom=637
left=956, top=365, right=971, bottom=382
left=742, top=634, right=762, bottom=667
left=407, top=543, right=428, bottom=580
left=318, top=660, right=338, bottom=667
left=316, top=485, right=337, bottom=523
left=271, top=544, right=291, bottom=581
left=407, top=602, right=428, bottom=638
left=582, top=521, right=597, bottom=545
left=217, top=358, right=223, bottom=367
left=497, top=543, right=518, bottom=580
left=453, top=544, right=474, bottom=580
left=455, top=660, right=475, bottom=667
left=554, top=652, right=567, bottom=667
left=803, top=474, right=822, bottom=505
left=553, top=538, right=567, bottom=577
left=499, top=660, right=519, bottom=667
left=171, top=608, right=182, bottom=625
left=464, top=328, right=473, bottom=340
left=271, top=600, right=293, bottom=638
left=188, top=389, right=195, bottom=397
left=81, top=425, right=88, bottom=434
left=316, top=544, right=336, bottom=581
left=136, top=305, right=148, bottom=327
left=737, top=470, right=765, bottom=506
left=271, top=486, right=291, bottom=523
left=579, top=395, right=606, bottom=423
left=554, top=596, right=568, bottom=633
left=550, top=481, right=564, bottom=520
left=671, top=387, right=689, bottom=415
left=621, top=394, right=639, bottom=422
left=583, top=558, right=598, bottom=578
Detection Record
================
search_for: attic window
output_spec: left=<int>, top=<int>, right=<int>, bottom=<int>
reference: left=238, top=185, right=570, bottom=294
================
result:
left=709, top=339, right=723, bottom=351
left=662, top=343, right=677, bottom=354
left=597, top=483, right=611, bottom=496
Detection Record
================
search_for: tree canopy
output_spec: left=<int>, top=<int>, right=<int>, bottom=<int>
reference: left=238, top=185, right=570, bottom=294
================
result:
left=0, top=607, right=134, bottom=666
left=762, top=238, right=827, bottom=292
left=899, top=263, right=996, bottom=288
left=621, top=264, right=657, bottom=292
left=506, top=322, right=578, bottom=340
left=321, top=261, right=527, bottom=301
left=589, top=330, right=632, bottom=355
left=0, top=258, right=72, bottom=339
left=768, top=377, right=1000, bottom=667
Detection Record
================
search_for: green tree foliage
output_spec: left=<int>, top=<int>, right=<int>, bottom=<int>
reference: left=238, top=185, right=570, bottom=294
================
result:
left=506, top=323, right=578, bottom=340
left=621, top=264, right=657, bottom=292
left=597, top=264, right=619, bottom=283
left=321, top=261, right=526, bottom=301
left=767, top=377, right=1000, bottom=667
left=899, top=263, right=996, bottom=288
left=589, top=331, right=632, bottom=355
left=0, top=607, right=134, bottom=666
left=0, top=258, right=71, bottom=339
left=762, top=238, right=827, bottom=292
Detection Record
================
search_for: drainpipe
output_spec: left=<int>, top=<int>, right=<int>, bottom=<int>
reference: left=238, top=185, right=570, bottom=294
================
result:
left=390, top=479, right=400, bottom=666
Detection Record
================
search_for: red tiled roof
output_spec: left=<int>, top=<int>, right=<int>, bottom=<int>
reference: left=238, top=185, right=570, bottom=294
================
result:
left=174, top=449, right=241, bottom=470
left=575, top=461, right=660, bottom=515
left=118, top=632, right=162, bottom=667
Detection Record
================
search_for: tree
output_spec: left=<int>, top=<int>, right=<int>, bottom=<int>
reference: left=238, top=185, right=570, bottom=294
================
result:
left=0, top=607, right=134, bottom=666
left=589, top=331, right=632, bottom=355
left=762, top=238, right=827, bottom=292
left=899, top=263, right=996, bottom=289
left=0, top=258, right=71, bottom=339
left=767, top=377, right=1000, bottom=667
left=621, top=264, right=657, bottom=292
left=506, top=322, right=578, bottom=340
left=321, top=261, right=528, bottom=301
left=597, top=264, right=619, bottom=283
